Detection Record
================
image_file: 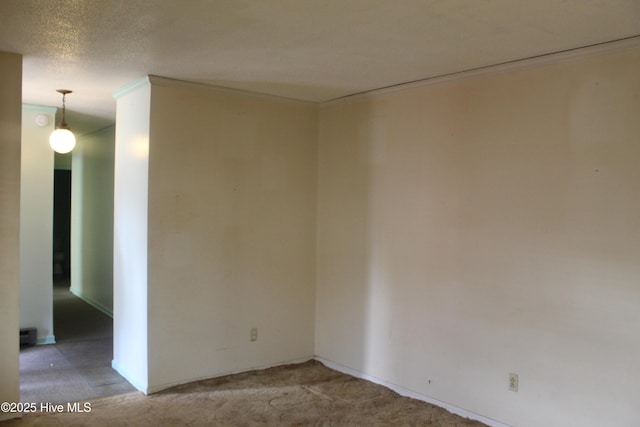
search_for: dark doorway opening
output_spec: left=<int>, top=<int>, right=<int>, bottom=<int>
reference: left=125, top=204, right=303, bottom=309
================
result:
left=53, top=169, right=71, bottom=280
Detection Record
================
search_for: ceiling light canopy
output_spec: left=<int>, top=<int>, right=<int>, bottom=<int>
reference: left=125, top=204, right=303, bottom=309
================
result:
left=49, top=89, right=76, bottom=154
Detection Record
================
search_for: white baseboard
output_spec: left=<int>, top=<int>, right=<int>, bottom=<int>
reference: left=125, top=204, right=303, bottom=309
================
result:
left=69, top=288, right=113, bottom=318
left=36, top=335, right=55, bottom=345
left=145, top=355, right=316, bottom=395
left=315, top=356, right=510, bottom=427
left=111, top=360, right=147, bottom=393
left=116, top=354, right=508, bottom=426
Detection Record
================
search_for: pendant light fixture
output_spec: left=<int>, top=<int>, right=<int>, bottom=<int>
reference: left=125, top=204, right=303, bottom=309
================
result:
left=49, top=89, right=76, bottom=154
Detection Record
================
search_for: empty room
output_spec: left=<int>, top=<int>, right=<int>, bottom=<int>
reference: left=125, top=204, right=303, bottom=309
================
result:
left=1, top=1, right=639, bottom=426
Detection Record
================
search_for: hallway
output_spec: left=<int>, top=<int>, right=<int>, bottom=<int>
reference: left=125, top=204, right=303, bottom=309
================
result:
left=19, top=282, right=135, bottom=404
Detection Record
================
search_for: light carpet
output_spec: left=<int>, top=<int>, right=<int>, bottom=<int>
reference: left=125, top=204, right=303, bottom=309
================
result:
left=3, top=360, right=487, bottom=426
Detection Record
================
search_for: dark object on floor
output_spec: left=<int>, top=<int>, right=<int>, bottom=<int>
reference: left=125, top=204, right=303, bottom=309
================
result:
left=19, top=328, right=37, bottom=346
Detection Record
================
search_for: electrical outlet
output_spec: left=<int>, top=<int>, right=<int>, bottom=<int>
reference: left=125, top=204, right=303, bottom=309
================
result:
left=250, top=328, right=258, bottom=342
left=509, top=373, right=518, bottom=392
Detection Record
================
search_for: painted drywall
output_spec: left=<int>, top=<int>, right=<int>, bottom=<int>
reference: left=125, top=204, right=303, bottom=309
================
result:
left=20, top=105, right=56, bottom=344
left=0, top=51, right=22, bottom=421
left=71, top=125, right=115, bottom=316
left=316, top=46, right=640, bottom=427
left=54, top=152, right=72, bottom=170
left=112, top=80, right=151, bottom=391
left=145, top=78, right=318, bottom=391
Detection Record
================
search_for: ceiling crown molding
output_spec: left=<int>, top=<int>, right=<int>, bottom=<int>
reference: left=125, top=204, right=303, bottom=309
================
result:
left=324, top=35, right=640, bottom=107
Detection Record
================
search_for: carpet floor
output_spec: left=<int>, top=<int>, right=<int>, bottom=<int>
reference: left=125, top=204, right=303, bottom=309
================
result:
left=3, top=360, right=488, bottom=426
left=18, top=282, right=135, bottom=404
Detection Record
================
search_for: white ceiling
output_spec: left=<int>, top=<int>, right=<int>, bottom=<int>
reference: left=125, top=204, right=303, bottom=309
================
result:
left=1, top=0, right=639, bottom=135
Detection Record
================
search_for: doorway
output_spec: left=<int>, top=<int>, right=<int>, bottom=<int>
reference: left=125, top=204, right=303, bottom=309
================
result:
left=53, top=169, right=71, bottom=282
left=19, top=128, right=133, bottom=403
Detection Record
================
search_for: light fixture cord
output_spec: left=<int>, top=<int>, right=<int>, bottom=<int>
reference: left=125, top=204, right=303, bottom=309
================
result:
left=60, top=93, right=67, bottom=128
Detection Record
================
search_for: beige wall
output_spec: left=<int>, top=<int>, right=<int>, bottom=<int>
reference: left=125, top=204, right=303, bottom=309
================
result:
left=0, top=51, right=22, bottom=421
left=20, top=105, right=55, bottom=344
left=316, top=46, right=640, bottom=426
left=71, top=125, right=115, bottom=316
left=145, top=79, right=318, bottom=391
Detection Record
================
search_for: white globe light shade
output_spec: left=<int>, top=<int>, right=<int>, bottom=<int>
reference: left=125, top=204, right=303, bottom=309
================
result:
left=49, top=128, right=76, bottom=154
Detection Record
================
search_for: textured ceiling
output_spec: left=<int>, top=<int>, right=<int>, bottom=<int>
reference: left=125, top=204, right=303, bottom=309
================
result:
left=1, top=0, right=639, bottom=135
